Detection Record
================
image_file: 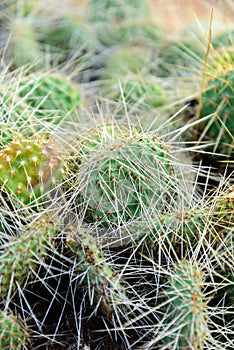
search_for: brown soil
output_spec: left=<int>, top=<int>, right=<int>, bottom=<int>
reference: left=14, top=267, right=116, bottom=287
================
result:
left=149, top=0, right=234, bottom=36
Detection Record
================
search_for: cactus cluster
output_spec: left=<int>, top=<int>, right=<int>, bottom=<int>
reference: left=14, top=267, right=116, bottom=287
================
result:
left=0, top=0, right=233, bottom=349
left=17, top=73, right=83, bottom=120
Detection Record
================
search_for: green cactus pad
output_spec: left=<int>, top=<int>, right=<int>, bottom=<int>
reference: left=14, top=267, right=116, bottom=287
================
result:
left=0, top=72, right=84, bottom=134
left=2, top=0, right=43, bottom=68
left=0, top=214, right=57, bottom=300
left=199, top=69, right=234, bottom=159
left=162, top=260, right=208, bottom=349
left=109, top=203, right=221, bottom=251
left=67, top=230, right=126, bottom=316
left=129, top=188, right=234, bottom=248
left=0, top=311, right=28, bottom=350
left=66, top=127, right=178, bottom=227
left=132, top=208, right=208, bottom=249
left=0, top=138, right=63, bottom=204
left=17, top=72, right=83, bottom=124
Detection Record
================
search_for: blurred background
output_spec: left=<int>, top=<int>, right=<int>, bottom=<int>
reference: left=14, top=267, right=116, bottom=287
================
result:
left=150, top=0, right=234, bottom=34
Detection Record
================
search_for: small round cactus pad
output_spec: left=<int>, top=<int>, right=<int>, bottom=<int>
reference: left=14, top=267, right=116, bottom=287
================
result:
left=67, top=127, right=178, bottom=226
left=0, top=138, right=63, bottom=204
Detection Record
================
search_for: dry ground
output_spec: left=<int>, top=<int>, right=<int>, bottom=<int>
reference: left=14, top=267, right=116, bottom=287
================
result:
left=149, top=0, right=234, bottom=36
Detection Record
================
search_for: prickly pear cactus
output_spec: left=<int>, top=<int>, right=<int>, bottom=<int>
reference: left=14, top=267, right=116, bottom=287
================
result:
left=0, top=311, right=28, bottom=350
left=65, top=126, right=179, bottom=227
left=162, top=260, right=208, bottom=349
left=131, top=208, right=208, bottom=249
left=199, top=68, right=234, bottom=159
left=3, top=0, right=45, bottom=67
left=0, top=72, right=84, bottom=134
left=111, top=202, right=223, bottom=252
left=101, top=45, right=167, bottom=110
left=67, top=229, right=126, bottom=317
left=0, top=214, right=57, bottom=301
left=17, top=72, right=83, bottom=125
left=0, top=137, right=63, bottom=205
